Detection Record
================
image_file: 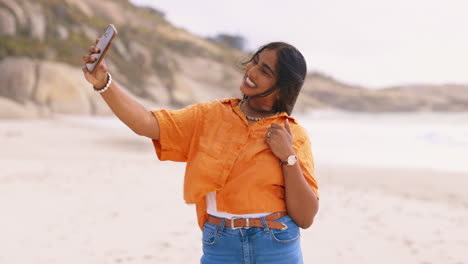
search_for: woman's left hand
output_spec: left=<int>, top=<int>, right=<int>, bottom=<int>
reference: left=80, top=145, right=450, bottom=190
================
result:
left=266, top=119, right=295, bottom=161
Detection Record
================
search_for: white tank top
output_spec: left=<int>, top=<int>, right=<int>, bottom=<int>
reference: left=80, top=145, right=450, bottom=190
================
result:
left=206, top=191, right=272, bottom=219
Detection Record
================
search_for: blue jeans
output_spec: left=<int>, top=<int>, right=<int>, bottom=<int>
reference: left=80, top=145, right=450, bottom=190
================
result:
left=200, top=215, right=303, bottom=264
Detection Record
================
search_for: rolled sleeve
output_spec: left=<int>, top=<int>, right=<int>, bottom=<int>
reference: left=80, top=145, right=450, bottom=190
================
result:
left=151, top=103, right=202, bottom=162
left=295, top=133, right=320, bottom=200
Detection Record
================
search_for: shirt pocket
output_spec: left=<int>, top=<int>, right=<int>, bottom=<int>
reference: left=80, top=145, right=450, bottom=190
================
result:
left=197, top=117, right=233, bottom=158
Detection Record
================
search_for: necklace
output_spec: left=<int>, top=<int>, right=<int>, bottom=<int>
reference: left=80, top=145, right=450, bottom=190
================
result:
left=239, top=100, right=279, bottom=121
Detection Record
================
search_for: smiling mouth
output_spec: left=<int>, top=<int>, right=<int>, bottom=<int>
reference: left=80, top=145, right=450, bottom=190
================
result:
left=245, top=76, right=256, bottom=88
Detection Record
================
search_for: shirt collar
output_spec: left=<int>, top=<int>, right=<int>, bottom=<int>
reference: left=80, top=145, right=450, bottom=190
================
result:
left=220, top=98, right=298, bottom=124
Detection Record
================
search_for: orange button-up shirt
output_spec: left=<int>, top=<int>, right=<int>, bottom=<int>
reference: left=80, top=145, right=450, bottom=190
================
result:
left=151, top=98, right=319, bottom=230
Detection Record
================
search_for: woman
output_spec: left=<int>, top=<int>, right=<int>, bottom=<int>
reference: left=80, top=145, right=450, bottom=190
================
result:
left=82, top=41, right=319, bottom=263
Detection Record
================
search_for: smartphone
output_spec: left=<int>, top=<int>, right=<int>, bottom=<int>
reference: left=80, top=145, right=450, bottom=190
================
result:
left=86, top=24, right=118, bottom=73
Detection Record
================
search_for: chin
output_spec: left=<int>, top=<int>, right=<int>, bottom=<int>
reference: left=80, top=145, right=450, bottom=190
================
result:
left=239, top=84, right=249, bottom=96
left=240, top=83, right=255, bottom=97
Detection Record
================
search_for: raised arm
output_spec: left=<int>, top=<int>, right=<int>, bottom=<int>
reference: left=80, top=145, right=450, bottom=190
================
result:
left=82, top=42, right=160, bottom=140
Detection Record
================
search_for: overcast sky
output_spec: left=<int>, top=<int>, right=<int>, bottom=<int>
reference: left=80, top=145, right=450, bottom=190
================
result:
left=130, top=0, right=468, bottom=88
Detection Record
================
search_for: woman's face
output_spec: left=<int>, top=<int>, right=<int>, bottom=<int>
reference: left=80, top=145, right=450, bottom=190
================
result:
left=240, top=48, right=278, bottom=98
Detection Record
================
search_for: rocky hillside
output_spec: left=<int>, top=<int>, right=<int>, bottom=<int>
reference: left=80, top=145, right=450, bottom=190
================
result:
left=298, top=73, right=468, bottom=112
left=0, top=0, right=467, bottom=119
left=0, top=0, right=245, bottom=118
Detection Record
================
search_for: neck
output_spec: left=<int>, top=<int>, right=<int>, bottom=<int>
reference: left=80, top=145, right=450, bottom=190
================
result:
left=244, top=98, right=275, bottom=114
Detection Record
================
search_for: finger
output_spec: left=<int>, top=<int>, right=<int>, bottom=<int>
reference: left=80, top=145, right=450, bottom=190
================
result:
left=88, top=46, right=101, bottom=55
left=83, top=55, right=97, bottom=63
left=94, top=39, right=101, bottom=53
left=82, top=66, right=98, bottom=83
left=83, top=55, right=91, bottom=63
left=82, top=66, right=92, bottom=78
left=82, top=66, right=94, bottom=76
left=285, top=119, right=292, bottom=135
left=270, top=123, right=282, bottom=129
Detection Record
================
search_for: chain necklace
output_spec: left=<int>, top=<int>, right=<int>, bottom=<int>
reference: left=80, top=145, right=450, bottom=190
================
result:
left=239, top=100, right=279, bottom=121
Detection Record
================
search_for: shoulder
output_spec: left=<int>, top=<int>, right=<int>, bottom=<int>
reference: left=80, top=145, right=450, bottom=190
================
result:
left=202, top=97, right=240, bottom=112
left=182, top=98, right=239, bottom=118
left=286, top=117, right=310, bottom=144
left=196, top=97, right=239, bottom=108
left=182, top=98, right=228, bottom=110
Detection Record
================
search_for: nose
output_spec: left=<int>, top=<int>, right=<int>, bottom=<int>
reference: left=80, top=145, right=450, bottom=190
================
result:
left=247, top=63, right=259, bottom=79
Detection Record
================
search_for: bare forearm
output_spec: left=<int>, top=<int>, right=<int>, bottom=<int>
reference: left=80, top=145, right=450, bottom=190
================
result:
left=82, top=45, right=159, bottom=139
left=283, top=163, right=319, bottom=229
left=99, top=81, right=160, bottom=139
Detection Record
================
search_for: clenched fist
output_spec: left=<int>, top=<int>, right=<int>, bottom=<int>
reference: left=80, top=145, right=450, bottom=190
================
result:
left=82, top=39, right=109, bottom=89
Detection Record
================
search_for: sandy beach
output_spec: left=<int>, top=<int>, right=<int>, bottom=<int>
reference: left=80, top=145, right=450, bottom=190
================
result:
left=1, top=116, right=467, bottom=264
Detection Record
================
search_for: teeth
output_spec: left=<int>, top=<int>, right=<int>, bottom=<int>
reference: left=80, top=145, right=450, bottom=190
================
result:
left=246, top=76, right=256, bottom=87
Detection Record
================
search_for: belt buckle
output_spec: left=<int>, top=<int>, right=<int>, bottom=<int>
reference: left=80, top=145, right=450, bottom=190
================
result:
left=231, top=217, right=250, bottom=230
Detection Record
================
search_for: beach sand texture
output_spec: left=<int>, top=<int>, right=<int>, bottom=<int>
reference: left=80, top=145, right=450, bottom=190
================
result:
left=1, top=117, right=467, bottom=264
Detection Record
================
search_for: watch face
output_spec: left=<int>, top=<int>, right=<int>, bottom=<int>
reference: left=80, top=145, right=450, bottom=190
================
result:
left=287, top=155, right=297, bottom=165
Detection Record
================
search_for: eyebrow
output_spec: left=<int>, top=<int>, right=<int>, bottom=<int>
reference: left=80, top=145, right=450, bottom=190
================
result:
left=254, top=53, right=276, bottom=77
left=262, top=62, right=276, bottom=77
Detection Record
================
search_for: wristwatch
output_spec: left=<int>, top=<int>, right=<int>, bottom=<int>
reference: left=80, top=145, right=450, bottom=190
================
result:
left=280, top=155, right=297, bottom=166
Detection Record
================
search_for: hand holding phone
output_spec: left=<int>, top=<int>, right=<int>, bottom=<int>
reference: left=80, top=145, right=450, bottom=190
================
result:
left=86, top=24, right=117, bottom=73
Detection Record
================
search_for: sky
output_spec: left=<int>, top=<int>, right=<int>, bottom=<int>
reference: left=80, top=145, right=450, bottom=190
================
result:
left=130, top=0, right=468, bottom=88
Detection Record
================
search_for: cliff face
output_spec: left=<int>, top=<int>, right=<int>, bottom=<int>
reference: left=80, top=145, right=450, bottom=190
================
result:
left=0, top=0, right=243, bottom=118
left=0, top=0, right=467, bottom=119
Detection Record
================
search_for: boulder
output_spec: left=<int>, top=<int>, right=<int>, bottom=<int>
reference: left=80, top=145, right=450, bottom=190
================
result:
left=34, top=62, right=93, bottom=115
left=0, top=57, right=37, bottom=103
left=0, top=0, right=27, bottom=27
left=0, top=8, right=15, bottom=36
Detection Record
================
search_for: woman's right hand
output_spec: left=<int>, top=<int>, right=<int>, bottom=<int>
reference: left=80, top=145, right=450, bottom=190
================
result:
left=82, top=39, right=109, bottom=89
